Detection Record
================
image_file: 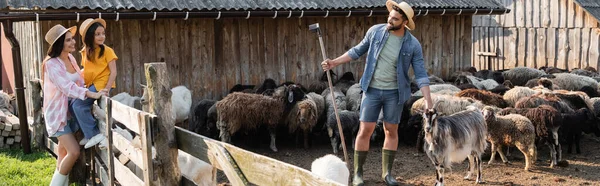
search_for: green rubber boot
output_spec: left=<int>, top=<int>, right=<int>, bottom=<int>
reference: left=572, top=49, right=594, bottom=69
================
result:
left=382, top=149, right=399, bottom=186
left=353, top=151, right=368, bottom=186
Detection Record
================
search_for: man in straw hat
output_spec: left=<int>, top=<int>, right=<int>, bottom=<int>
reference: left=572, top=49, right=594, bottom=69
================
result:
left=321, top=1, right=434, bottom=185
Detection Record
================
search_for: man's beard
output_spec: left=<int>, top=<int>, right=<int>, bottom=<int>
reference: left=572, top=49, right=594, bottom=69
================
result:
left=387, top=22, right=403, bottom=31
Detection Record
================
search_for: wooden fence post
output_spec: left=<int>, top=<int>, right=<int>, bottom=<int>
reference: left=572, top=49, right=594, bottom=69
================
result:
left=144, top=62, right=181, bottom=185
left=29, top=79, right=44, bottom=150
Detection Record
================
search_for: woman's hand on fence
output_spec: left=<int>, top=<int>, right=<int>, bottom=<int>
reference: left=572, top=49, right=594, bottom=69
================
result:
left=98, top=89, right=110, bottom=97
left=86, top=91, right=103, bottom=99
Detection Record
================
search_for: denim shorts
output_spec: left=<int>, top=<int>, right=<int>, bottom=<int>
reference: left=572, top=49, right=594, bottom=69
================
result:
left=51, top=99, right=80, bottom=137
left=359, top=87, right=404, bottom=124
left=51, top=117, right=80, bottom=137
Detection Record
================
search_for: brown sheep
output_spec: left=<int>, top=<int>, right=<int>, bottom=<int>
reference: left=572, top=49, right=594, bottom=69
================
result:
left=216, top=85, right=306, bottom=152
left=497, top=105, right=563, bottom=168
left=285, top=97, right=318, bottom=149
left=456, top=89, right=508, bottom=108
left=514, top=93, right=574, bottom=113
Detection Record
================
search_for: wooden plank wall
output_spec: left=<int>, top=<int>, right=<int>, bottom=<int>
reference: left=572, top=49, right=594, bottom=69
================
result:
left=26, top=15, right=471, bottom=104
left=473, top=0, right=600, bottom=71
left=13, top=21, right=42, bottom=117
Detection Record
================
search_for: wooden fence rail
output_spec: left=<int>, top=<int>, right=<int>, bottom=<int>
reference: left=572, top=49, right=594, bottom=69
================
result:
left=34, top=62, right=342, bottom=186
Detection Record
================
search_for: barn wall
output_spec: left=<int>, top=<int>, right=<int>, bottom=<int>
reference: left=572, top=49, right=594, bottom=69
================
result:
left=29, top=15, right=471, bottom=104
left=473, top=0, right=600, bottom=71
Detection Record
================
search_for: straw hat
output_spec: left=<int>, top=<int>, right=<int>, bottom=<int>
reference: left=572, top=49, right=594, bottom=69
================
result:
left=385, top=0, right=416, bottom=30
left=45, top=24, right=77, bottom=47
left=79, top=18, right=107, bottom=37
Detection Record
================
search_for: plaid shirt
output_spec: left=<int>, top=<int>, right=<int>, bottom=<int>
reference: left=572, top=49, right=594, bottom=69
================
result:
left=43, top=53, right=88, bottom=136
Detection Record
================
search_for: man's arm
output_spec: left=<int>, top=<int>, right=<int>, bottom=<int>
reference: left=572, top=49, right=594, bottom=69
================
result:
left=411, top=43, right=433, bottom=109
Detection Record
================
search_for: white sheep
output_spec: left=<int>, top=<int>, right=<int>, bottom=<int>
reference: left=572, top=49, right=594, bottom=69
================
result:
left=311, top=154, right=349, bottom=185
left=411, top=94, right=485, bottom=115
left=141, top=85, right=192, bottom=123
left=413, top=84, right=461, bottom=96
left=112, top=92, right=142, bottom=110
left=502, top=86, right=538, bottom=107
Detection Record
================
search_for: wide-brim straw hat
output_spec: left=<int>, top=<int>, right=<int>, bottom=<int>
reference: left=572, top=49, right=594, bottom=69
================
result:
left=79, top=18, right=107, bottom=37
left=386, top=0, right=416, bottom=30
left=45, top=24, right=77, bottom=47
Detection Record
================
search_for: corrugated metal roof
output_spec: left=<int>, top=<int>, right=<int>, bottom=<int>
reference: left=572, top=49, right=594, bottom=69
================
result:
left=1, top=0, right=506, bottom=11
left=573, top=0, right=600, bottom=23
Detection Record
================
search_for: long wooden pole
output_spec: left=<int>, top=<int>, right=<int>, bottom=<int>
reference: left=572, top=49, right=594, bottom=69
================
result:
left=314, top=27, right=349, bottom=164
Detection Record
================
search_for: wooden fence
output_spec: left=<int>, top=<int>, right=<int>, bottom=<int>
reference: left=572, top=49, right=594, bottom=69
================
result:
left=33, top=62, right=342, bottom=186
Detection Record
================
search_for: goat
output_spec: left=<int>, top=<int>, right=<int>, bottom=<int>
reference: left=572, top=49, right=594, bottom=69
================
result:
left=418, top=102, right=488, bottom=185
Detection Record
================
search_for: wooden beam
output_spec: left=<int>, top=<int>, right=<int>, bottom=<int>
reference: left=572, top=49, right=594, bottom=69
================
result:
left=174, top=127, right=342, bottom=186
left=29, top=79, right=45, bottom=150
left=113, top=131, right=145, bottom=170
left=145, top=62, right=181, bottom=185
left=105, top=97, right=116, bottom=186
left=111, top=99, right=147, bottom=135
left=141, top=115, right=155, bottom=186
left=477, top=52, right=497, bottom=56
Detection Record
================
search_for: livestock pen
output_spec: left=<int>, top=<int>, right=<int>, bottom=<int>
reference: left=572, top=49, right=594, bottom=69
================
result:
left=32, top=63, right=342, bottom=185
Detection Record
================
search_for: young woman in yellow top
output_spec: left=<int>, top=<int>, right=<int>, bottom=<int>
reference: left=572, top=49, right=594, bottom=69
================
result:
left=72, top=18, right=118, bottom=149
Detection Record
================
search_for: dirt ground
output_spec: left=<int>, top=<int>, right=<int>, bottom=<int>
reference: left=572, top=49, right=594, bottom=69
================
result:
left=217, top=133, right=600, bottom=186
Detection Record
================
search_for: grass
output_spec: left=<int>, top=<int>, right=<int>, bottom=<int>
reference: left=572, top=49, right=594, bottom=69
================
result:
left=0, top=148, right=56, bottom=186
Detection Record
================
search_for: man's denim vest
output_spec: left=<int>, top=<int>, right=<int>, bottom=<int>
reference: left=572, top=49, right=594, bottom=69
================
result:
left=347, top=24, right=430, bottom=104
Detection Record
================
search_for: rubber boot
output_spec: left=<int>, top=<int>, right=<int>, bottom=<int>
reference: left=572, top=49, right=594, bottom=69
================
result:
left=50, top=169, right=67, bottom=186
left=382, top=149, right=399, bottom=186
left=352, top=151, right=368, bottom=186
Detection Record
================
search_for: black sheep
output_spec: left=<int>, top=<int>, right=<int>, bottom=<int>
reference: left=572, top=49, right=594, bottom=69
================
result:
left=188, top=99, right=219, bottom=139
left=561, top=108, right=600, bottom=153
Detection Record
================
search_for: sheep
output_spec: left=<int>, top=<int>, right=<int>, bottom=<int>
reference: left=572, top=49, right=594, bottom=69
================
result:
left=561, top=108, right=600, bottom=154
left=482, top=106, right=536, bottom=171
left=306, top=92, right=327, bottom=135
left=540, top=66, right=568, bottom=74
left=285, top=97, right=319, bottom=149
left=311, top=154, right=349, bottom=185
left=578, top=86, right=600, bottom=98
left=588, top=97, right=600, bottom=116
left=140, top=85, right=193, bottom=123
left=307, top=70, right=337, bottom=94
left=457, top=83, right=478, bottom=90
left=514, top=93, right=575, bottom=114
left=345, top=84, right=362, bottom=112
left=255, top=78, right=278, bottom=95
left=456, top=89, right=508, bottom=108
left=327, top=110, right=360, bottom=154
left=551, top=73, right=599, bottom=91
left=474, top=70, right=506, bottom=84
left=334, top=72, right=356, bottom=94
left=188, top=99, right=218, bottom=138
left=111, top=92, right=142, bottom=110
left=465, top=75, right=500, bottom=90
left=497, top=105, right=563, bottom=168
left=419, top=104, right=488, bottom=185
left=570, top=68, right=599, bottom=78
left=216, top=84, right=306, bottom=152
left=229, top=84, right=255, bottom=93
left=411, top=94, right=485, bottom=116
left=413, top=84, right=461, bottom=97
left=503, top=86, right=538, bottom=107
left=428, top=75, right=445, bottom=85
left=488, top=80, right=514, bottom=95
left=554, top=92, right=590, bottom=111
left=502, top=67, right=546, bottom=86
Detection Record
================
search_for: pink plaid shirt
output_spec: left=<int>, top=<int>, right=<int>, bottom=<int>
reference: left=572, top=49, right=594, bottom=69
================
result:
left=43, top=54, right=88, bottom=136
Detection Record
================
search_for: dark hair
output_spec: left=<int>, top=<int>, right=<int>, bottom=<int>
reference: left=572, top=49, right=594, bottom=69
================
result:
left=47, top=34, right=66, bottom=58
left=84, top=22, right=105, bottom=62
left=392, top=6, right=409, bottom=21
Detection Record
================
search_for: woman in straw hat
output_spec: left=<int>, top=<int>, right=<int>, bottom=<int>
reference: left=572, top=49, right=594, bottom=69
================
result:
left=71, top=18, right=119, bottom=149
left=42, top=24, right=105, bottom=186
